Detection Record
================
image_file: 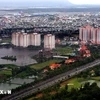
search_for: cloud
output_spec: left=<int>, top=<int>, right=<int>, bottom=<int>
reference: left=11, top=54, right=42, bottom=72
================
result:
left=68, top=0, right=100, bottom=4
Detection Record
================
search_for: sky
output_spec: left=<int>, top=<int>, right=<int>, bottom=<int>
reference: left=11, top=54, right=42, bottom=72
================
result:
left=0, top=0, right=100, bottom=4
left=0, top=0, right=100, bottom=8
left=69, top=0, right=100, bottom=4
left=0, top=0, right=71, bottom=8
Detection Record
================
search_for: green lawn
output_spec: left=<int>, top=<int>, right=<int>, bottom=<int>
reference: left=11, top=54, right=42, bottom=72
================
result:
left=15, top=70, right=34, bottom=78
left=0, top=69, right=12, bottom=75
left=91, top=76, right=100, bottom=81
left=61, top=78, right=85, bottom=91
left=67, top=78, right=82, bottom=91
left=54, top=47, right=73, bottom=55
left=15, top=71, right=29, bottom=78
left=3, top=64, right=18, bottom=69
left=61, top=77, right=100, bottom=91
left=30, top=59, right=62, bottom=70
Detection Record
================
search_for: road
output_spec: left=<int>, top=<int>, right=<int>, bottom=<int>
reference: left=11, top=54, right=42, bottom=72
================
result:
left=2, top=59, right=100, bottom=100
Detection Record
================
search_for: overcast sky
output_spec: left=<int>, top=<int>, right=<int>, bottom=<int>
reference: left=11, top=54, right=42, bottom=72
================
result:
left=69, top=0, right=100, bottom=4
left=0, top=0, right=67, bottom=3
left=0, top=0, right=100, bottom=4
left=0, top=0, right=100, bottom=8
left=0, top=0, right=71, bottom=8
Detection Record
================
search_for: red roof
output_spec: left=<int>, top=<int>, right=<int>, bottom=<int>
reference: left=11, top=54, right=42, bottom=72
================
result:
left=85, top=50, right=90, bottom=54
left=80, top=45, right=87, bottom=51
left=50, top=64, right=61, bottom=70
left=83, top=53, right=91, bottom=57
left=44, top=69, right=48, bottom=72
left=65, top=58, right=76, bottom=64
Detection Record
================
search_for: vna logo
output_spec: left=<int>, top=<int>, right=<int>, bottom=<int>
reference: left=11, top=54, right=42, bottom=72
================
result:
left=0, top=90, right=11, bottom=94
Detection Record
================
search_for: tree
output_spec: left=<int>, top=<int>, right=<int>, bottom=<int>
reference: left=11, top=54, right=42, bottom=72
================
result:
left=65, top=84, right=68, bottom=90
left=77, top=94, right=92, bottom=100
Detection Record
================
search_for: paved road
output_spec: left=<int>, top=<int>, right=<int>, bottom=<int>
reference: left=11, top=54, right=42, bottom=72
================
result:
left=2, top=59, right=100, bottom=100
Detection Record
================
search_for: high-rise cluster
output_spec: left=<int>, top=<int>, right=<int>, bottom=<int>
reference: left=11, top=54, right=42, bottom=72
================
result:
left=12, top=32, right=56, bottom=49
left=44, top=34, right=55, bottom=49
left=79, top=25, right=100, bottom=44
left=12, top=32, right=41, bottom=47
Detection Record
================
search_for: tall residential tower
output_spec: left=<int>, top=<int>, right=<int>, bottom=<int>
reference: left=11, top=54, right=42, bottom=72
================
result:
left=79, top=25, right=100, bottom=44
left=44, top=34, right=55, bottom=49
left=12, top=32, right=41, bottom=47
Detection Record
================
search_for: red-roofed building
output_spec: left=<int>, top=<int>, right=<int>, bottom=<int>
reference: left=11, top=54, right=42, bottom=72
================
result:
left=80, top=45, right=87, bottom=52
left=83, top=53, right=91, bottom=57
left=79, top=45, right=91, bottom=57
left=50, top=64, right=61, bottom=70
left=65, top=58, right=76, bottom=64
left=43, top=69, right=48, bottom=73
left=85, top=50, right=90, bottom=54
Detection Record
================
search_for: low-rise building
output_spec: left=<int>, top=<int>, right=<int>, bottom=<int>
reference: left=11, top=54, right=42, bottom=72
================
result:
left=50, top=64, right=61, bottom=70
left=65, top=58, right=76, bottom=64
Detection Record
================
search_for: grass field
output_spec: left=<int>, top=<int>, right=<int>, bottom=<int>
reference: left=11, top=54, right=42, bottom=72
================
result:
left=61, top=78, right=83, bottom=91
left=0, top=69, right=12, bottom=75
left=3, top=64, right=18, bottom=69
left=61, top=77, right=100, bottom=91
left=15, top=71, right=28, bottom=78
left=54, top=47, right=73, bottom=55
left=91, top=76, right=100, bottom=81
left=30, top=59, right=62, bottom=70
left=67, top=78, right=82, bottom=91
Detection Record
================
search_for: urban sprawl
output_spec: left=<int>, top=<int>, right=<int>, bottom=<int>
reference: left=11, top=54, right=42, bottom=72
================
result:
left=0, top=9, right=100, bottom=100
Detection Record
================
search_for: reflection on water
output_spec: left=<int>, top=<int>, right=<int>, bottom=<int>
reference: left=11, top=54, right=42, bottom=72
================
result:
left=0, top=78, right=34, bottom=90
left=9, top=78, right=34, bottom=85
left=0, top=83, right=21, bottom=90
left=0, top=47, right=38, bottom=66
left=0, top=47, right=38, bottom=90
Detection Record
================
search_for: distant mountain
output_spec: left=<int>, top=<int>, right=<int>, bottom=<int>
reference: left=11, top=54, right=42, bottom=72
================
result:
left=77, top=4, right=100, bottom=8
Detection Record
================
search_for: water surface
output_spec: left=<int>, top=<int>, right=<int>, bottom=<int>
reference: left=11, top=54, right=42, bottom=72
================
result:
left=0, top=47, right=38, bottom=66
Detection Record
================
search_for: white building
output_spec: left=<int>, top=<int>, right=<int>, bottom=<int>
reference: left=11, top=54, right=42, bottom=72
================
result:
left=26, top=34, right=31, bottom=46
left=44, top=34, right=55, bottom=49
left=97, top=28, right=100, bottom=44
left=19, top=33, right=24, bottom=47
left=79, top=25, right=100, bottom=44
left=12, top=32, right=41, bottom=47
left=23, top=33, right=27, bottom=47
left=15, top=32, right=20, bottom=46
left=30, top=33, right=41, bottom=46
left=12, top=32, right=16, bottom=45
